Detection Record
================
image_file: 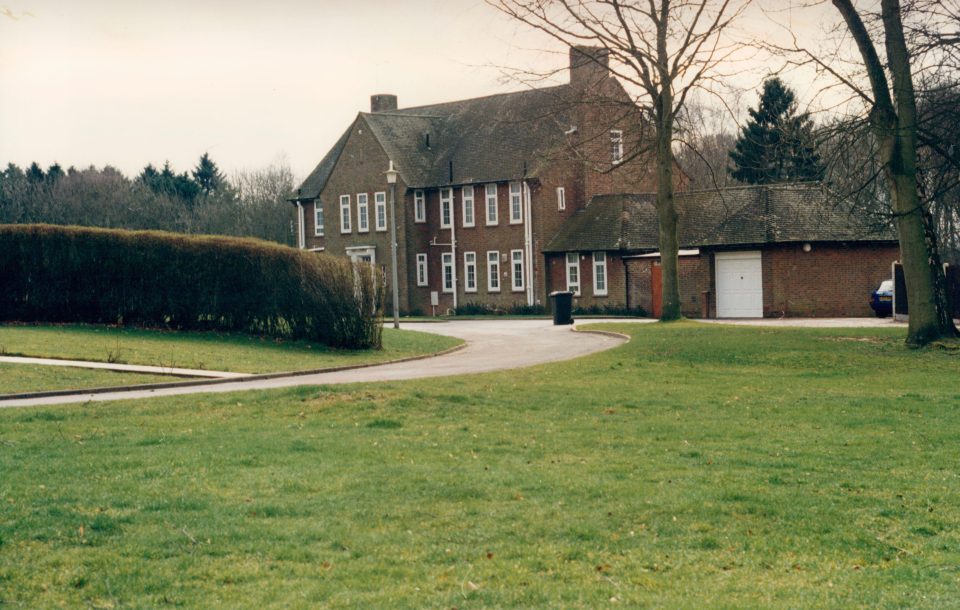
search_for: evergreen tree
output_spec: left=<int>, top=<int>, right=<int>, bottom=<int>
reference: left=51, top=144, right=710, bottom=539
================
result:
left=46, top=163, right=65, bottom=183
left=25, top=162, right=45, bottom=184
left=729, top=77, right=826, bottom=185
left=192, top=152, right=224, bottom=196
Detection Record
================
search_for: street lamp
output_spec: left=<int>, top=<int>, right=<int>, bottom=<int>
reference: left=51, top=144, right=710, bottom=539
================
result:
left=385, top=160, right=400, bottom=329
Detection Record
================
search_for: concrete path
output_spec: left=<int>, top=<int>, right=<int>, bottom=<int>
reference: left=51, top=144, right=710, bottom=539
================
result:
left=0, top=355, right=246, bottom=378
left=0, top=319, right=638, bottom=408
left=699, top=317, right=906, bottom=328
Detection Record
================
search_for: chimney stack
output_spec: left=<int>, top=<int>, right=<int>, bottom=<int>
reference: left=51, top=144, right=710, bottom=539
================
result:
left=370, top=94, right=398, bottom=113
left=569, top=46, right=610, bottom=87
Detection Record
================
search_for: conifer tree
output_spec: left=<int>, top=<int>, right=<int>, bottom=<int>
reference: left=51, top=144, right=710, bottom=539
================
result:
left=729, top=77, right=825, bottom=184
left=192, top=152, right=224, bottom=196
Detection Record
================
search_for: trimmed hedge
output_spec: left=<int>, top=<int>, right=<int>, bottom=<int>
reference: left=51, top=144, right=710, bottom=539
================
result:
left=0, top=224, right=383, bottom=349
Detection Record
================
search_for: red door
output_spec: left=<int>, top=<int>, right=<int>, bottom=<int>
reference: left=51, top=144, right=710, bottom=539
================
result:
left=651, top=262, right=662, bottom=318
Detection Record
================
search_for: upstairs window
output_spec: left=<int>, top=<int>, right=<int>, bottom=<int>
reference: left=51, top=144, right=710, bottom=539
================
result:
left=566, top=252, right=580, bottom=295
left=509, top=182, right=523, bottom=224
left=339, top=195, right=351, bottom=233
left=414, top=190, right=426, bottom=223
left=315, top=203, right=324, bottom=236
left=610, top=130, right=623, bottom=164
left=593, top=251, right=608, bottom=295
left=462, top=185, right=475, bottom=227
left=357, top=193, right=369, bottom=233
left=375, top=191, right=387, bottom=231
left=485, top=184, right=498, bottom=225
left=440, top=188, right=453, bottom=229
left=557, top=187, right=566, bottom=211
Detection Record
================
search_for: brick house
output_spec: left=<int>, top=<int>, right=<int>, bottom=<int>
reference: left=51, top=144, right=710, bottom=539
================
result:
left=543, top=183, right=900, bottom=318
left=289, top=46, right=659, bottom=314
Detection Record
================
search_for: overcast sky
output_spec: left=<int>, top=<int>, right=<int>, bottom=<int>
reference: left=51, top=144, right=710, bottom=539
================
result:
left=0, top=0, right=835, bottom=181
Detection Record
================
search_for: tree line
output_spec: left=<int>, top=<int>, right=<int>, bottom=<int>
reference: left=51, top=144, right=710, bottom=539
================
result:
left=0, top=154, right=297, bottom=246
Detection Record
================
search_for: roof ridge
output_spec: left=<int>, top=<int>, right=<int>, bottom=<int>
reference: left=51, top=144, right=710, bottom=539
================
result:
left=377, top=83, right=571, bottom=115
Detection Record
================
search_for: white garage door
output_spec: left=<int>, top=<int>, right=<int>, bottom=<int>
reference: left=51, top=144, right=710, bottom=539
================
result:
left=715, top=251, right=763, bottom=318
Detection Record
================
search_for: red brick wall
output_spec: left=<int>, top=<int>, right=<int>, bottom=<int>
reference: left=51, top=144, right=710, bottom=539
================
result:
left=762, top=242, right=899, bottom=317
left=624, top=255, right=710, bottom=317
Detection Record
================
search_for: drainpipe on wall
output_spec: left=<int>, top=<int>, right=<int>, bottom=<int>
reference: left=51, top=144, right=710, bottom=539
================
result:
left=523, top=180, right=534, bottom=306
left=451, top=190, right=458, bottom=311
left=296, top=202, right=305, bottom=249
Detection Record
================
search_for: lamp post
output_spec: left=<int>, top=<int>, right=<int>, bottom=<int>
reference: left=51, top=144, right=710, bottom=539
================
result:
left=385, top=160, right=400, bottom=329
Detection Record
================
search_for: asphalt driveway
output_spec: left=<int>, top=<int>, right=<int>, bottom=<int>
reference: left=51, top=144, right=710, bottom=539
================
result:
left=0, top=319, right=636, bottom=408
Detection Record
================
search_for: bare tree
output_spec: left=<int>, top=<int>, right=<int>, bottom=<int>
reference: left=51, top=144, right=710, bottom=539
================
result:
left=827, top=0, right=957, bottom=344
left=490, top=0, right=749, bottom=320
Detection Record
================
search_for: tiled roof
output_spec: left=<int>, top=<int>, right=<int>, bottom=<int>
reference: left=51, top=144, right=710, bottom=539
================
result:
left=292, top=125, right=352, bottom=202
left=295, top=83, right=587, bottom=198
left=544, top=183, right=896, bottom=252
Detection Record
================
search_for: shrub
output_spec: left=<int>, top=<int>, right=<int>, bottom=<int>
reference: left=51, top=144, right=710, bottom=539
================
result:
left=572, top=304, right=647, bottom=317
left=0, top=224, right=383, bottom=349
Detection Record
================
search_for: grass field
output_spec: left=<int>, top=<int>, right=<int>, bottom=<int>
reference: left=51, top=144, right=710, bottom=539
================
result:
left=0, top=363, right=175, bottom=395
left=1, top=322, right=958, bottom=608
left=0, top=324, right=462, bottom=374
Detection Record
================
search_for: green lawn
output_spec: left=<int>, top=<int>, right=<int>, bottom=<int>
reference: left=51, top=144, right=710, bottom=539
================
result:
left=0, top=324, right=462, bottom=373
left=1, top=322, right=958, bottom=608
left=0, top=363, right=175, bottom=395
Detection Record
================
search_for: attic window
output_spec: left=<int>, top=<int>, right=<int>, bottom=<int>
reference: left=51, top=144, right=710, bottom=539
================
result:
left=424, top=133, right=431, bottom=148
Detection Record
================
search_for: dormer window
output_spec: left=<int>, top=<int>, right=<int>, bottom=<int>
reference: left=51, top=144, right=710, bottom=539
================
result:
left=610, top=130, right=623, bottom=164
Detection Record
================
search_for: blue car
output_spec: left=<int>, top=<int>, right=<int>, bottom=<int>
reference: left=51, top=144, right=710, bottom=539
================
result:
left=870, top=279, right=894, bottom=317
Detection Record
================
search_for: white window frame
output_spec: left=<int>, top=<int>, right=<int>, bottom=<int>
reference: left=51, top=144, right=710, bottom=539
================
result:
left=416, top=253, right=428, bottom=287
left=314, top=202, right=324, bottom=236
left=511, top=249, right=524, bottom=292
left=440, top=188, right=453, bottom=229
left=485, top=183, right=498, bottom=226
left=462, top=185, right=475, bottom=228
left=566, top=252, right=580, bottom=295
left=509, top=182, right=522, bottom=224
left=463, top=251, right=477, bottom=293
left=487, top=251, right=500, bottom=292
left=441, top=252, right=454, bottom=293
left=339, top=194, right=351, bottom=234
left=356, top=193, right=369, bottom=233
left=374, top=191, right=387, bottom=232
left=593, top=251, right=608, bottom=296
left=557, top=187, right=566, bottom=211
left=414, top=190, right=426, bottom=223
left=610, top=130, right=623, bottom=164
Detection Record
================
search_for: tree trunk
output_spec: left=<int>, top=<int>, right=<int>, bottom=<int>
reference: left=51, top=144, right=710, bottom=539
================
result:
left=656, top=108, right=682, bottom=321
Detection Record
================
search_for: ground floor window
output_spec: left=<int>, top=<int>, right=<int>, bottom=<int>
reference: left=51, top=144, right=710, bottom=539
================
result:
left=593, top=251, right=607, bottom=296
left=464, top=252, right=477, bottom=292
left=314, top=204, right=324, bottom=236
left=566, top=252, right=580, bottom=295
left=416, top=253, right=428, bottom=286
left=442, top=252, right=454, bottom=293
left=511, top=249, right=524, bottom=292
left=487, top=251, right=500, bottom=292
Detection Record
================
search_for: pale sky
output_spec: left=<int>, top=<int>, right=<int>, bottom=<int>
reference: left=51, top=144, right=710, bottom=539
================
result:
left=0, top=0, right=838, bottom=181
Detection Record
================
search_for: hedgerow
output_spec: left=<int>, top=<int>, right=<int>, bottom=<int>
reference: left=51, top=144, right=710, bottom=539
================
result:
left=0, top=224, right=383, bottom=349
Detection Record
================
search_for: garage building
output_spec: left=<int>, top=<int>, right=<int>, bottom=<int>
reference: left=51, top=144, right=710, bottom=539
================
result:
left=543, top=183, right=900, bottom=318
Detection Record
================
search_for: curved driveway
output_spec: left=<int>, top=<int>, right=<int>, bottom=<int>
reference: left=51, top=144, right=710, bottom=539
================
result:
left=0, top=319, right=637, bottom=408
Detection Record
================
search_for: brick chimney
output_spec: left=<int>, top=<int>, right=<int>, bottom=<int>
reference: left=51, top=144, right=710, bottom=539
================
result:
left=370, top=94, right=398, bottom=113
left=569, top=46, right=610, bottom=88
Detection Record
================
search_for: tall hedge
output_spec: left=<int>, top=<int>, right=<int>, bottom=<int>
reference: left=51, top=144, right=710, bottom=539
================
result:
left=0, top=224, right=383, bottom=349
